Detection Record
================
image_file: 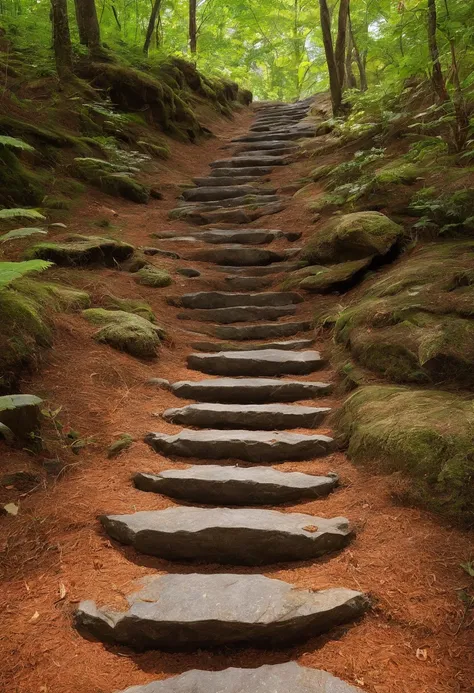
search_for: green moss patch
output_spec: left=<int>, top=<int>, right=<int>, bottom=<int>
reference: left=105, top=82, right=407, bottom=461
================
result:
left=101, top=295, right=156, bottom=322
left=82, top=308, right=165, bottom=358
left=107, top=433, right=134, bottom=458
left=335, top=385, right=474, bottom=522
left=301, top=212, right=405, bottom=265
left=25, top=234, right=134, bottom=267
left=135, top=266, right=172, bottom=288
left=282, top=257, right=373, bottom=292
left=72, top=158, right=150, bottom=203
left=333, top=241, right=474, bottom=385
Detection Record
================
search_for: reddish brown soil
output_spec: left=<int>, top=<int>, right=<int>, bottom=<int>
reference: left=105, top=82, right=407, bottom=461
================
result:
left=1, top=105, right=473, bottom=693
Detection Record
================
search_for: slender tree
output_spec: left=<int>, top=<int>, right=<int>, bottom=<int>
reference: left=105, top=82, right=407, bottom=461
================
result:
left=144, top=0, right=162, bottom=54
left=189, top=0, right=197, bottom=54
left=50, top=0, right=73, bottom=78
left=74, top=0, right=102, bottom=56
left=318, top=0, right=342, bottom=114
left=427, top=0, right=448, bottom=101
left=335, top=0, right=350, bottom=89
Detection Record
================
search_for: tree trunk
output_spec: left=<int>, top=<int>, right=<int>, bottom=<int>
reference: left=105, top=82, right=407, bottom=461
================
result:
left=74, top=0, right=102, bottom=55
left=189, top=0, right=197, bottom=54
left=348, top=9, right=367, bottom=91
left=345, top=33, right=357, bottom=88
left=427, top=0, right=448, bottom=101
left=335, top=0, right=350, bottom=89
left=50, top=0, right=73, bottom=79
left=319, top=0, right=342, bottom=115
left=143, top=0, right=162, bottom=54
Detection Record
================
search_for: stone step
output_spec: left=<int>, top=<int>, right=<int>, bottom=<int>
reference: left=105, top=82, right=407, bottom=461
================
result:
left=75, top=573, right=368, bottom=651
left=162, top=403, right=331, bottom=429
left=177, top=194, right=281, bottom=210
left=187, top=349, right=324, bottom=376
left=235, top=147, right=297, bottom=157
left=173, top=291, right=303, bottom=309
left=115, top=663, right=364, bottom=693
left=186, top=246, right=290, bottom=266
left=223, top=275, right=273, bottom=290
left=173, top=201, right=285, bottom=226
left=155, top=229, right=301, bottom=245
left=200, top=319, right=311, bottom=340
left=145, top=429, right=335, bottom=462
left=232, top=129, right=317, bottom=143
left=236, top=140, right=299, bottom=152
left=190, top=338, right=315, bottom=351
left=169, top=377, right=331, bottom=403
left=134, top=465, right=338, bottom=504
left=214, top=259, right=301, bottom=275
left=210, top=155, right=290, bottom=168
left=100, top=506, right=350, bottom=563
left=193, top=175, right=267, bottom=186
left=181, top=185, right=276, bottom=202
left=178, top=305, right=297, bottom=324
left=210, top=166, right=274, bottom=177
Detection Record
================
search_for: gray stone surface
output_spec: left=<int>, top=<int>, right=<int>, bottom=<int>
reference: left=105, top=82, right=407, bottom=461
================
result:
left=210, top=166, right=274, bottom=177
left=117, top=663, right=363, bottom=693
left=222, top=275, right=273, bottom=290
left=175, top=201, right=285, bottom=226
left=134, top=466, right=338, bottom=504
left=162, top=403, right=331, bottom=429
left=181, top=185, right=276, bottom=202
left=237, top=140, right=299, bottom=152
left=193, top=176, right=266, bottom=186
left=176, top=267, right=200, bottom=277
left=75, top=573, right=368, bottom=650
left=100, top=506, right=351, bottom=563
left=178, top=193, right=280, bottom=209
left=144, top=428, right=335, bottom=462
left=202, top=319, right=311, bottom=340
left=178, top=305, right=296, bottom=324
left=186, top=246, right=288, bottom=266
left=189, top=338, right=315, bottom=352
left=233, top=129, right=317, bottom=142
left=187, top=349, right=325, bottom=376
left=169, top=377, right=332, bottom=403
left=158, top=229, right=299, bottom=246
left=174, top=291, right=303, bottom=309
left=210, top=155, right=290, bottom=168
left=212, top=260, right=301, bottom=276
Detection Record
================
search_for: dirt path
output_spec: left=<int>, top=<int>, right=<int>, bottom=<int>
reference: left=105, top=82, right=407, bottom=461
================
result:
left=1, top=102, right=473, bottom=693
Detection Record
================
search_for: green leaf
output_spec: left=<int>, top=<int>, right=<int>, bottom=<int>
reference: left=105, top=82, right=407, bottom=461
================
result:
left=0, top=394, right=43, bottom=412
left=0, top=135, right=35, bottom=152
left=0, top=227, right=47, bottom=242
left=461, top=562, right=474, bottom=578
left=0, top=208, right=46, bottom=221
left=0, top=260, right=53, bottom=289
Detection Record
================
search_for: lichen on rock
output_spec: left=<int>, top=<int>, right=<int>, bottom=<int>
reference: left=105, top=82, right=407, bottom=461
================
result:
left=135, top=266, right=172, bottom=288
left=25, top=234, right=134, bottom=267
left=82, top=308, right=165, bottom=358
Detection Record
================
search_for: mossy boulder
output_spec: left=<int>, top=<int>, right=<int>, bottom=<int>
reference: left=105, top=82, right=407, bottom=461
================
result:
left=334, top=385, right=474, bottom=522
left=101, top=295, right=156, bottom=322
left=13, top=279, right=90, bottom=310
left=25, top=235, right=134, bottom=267
left=333, top=241, right=474, bottom=386
left=82, top=308, right=165, bottom=358
left=72, top=158, right=150, bottom=203
left=135, top=266, right=172, bottom=288
left=301, top=212, right=405, bottom=265
left=373, top=161, right=421, bottom=187
left=282, top=258, right=372, bottom=292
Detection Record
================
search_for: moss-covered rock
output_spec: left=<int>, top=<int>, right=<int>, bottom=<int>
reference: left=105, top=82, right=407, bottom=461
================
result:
left=135, top=266, right=172, bottom=288
left=72, top=157, right=150, bottom=203
left=334, top=385, right=474, bottom=522
left=373, top=161, right=421, bottom=187
left=282, top=258, right=373, bottom=292
left=301, top=212, right=405, bottom=265
left=25, top=234, right=134, bottom=267
left=333, top=241, right=474, bottom=385
left=82, top=308, right=165, bottom=358
left=101, top=295, right=156, bottom=322
left=107, top=433, right=134, bottom=458
left=13, top=279, right=90, bottom=310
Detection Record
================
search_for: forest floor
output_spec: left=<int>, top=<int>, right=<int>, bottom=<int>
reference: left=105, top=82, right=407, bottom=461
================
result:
left=1, top=103, right=474, bottom=693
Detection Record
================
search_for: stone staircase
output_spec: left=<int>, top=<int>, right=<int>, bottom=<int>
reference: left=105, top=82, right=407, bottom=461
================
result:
left=74, top=99, right=369, bottom=692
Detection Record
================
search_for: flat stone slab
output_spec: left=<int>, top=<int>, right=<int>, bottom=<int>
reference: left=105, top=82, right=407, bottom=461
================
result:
left=158, top=229, right=299, bottom=246
left=116, top=663, right=364, bottom=693
left=187, top=349, right=325, bottom=376
left=162, top=403, right=331, bottom=429
left=101, top=506, right=351, bottom=563
left=177, top=194, right=280, bottom=209
left=213, top=260, right=301, bottom=276
left=169, top=377, right=332, bottom=403
left=193, top=176, right=266, bottom=186
left=210, top=166, right=274, bottom=177
left=178, top=305, right=296, bottom=324
left=237, top=140, right=299, bottom=152
left=210, top=155, right=290, bottom=168
left=233, top=129, right=317, bottom=142
left=186, top=246, right=288, bottom=266
left=203, top=320, right=311, bottom=340
left=189, top=338, right=315, bottom=352
left=174, top=291, right=303, bottom=309
left=223, top=275, right=273, bottom=290
left=76, top=573, right=368, bottom=651
left=144, top=429, right=335, bottom=462
left=134, top=465, right=338, bottom=504
left=174, top=201, right=285, bottom=226
left=182, top=185, right=276, bottom=202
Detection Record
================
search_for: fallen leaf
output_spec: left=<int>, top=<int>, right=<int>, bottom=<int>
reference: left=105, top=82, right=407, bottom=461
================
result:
left=30, top=611, right=40, bottom=623
left=4, top=502, right=19, bottom=515
left=302, top=524, right=318, bottom=533
left=416, top=648, right=428, bottom=661
left=58, top=582, right=67, bottom=600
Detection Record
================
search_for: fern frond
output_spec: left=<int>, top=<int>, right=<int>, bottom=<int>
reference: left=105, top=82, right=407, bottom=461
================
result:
left=0, top=208, right=46, bottom=221
left=0, top=227, right=47, bottom=242
left=0, top=136, right=35, bottom=152
left=0, top=260, right=53, bottom=290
